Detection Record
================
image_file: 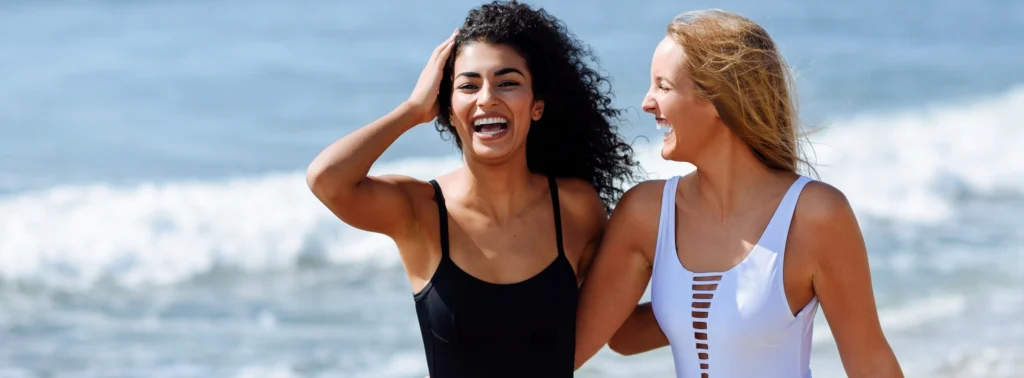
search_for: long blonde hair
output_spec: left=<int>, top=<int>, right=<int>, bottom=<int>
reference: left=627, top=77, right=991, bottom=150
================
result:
left=667, top=9, right=814, bottom=175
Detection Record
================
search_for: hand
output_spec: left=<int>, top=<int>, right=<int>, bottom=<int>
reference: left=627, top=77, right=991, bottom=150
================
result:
left=406, top=29, right=459, bottom=125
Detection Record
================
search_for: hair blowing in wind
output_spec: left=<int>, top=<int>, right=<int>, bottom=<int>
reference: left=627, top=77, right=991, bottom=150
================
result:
left=667, top=9, right=816, bottom=175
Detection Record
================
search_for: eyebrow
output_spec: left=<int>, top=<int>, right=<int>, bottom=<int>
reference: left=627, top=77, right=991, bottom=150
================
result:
left=455, top=67, right=525, bottom=79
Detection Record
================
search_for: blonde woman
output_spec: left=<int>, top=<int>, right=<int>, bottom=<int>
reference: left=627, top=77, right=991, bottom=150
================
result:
left=574, top=10, right=903, bottom=378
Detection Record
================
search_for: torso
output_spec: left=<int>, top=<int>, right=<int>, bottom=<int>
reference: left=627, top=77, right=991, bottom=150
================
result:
left=397, top=173, right=602, bottom=378
left=670, top=173, right=816, bottom=316
left=397, top=175, right=597, bottom=291
left=638, top=172, right=821, bottom=378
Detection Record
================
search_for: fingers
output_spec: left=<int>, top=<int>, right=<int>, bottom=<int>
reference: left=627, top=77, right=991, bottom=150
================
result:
left=436, top=35, right=456, bottom=64
left=430, top=29, right=460, bottom=62
left=445, top=28, right=459, bottom=44
left=430, top=29, right=458, bottom=61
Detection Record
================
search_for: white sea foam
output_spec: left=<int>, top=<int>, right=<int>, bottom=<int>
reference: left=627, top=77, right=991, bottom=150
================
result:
left=2, top=87, right=1022, bottom=288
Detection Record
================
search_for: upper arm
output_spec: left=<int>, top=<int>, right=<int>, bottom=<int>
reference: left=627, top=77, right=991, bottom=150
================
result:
left=574, top=180, right=663, bottom=369
left=795, top=182, right=903, bottom=377
left=307, top=173, right=423, bottom=240
left=555, top=178, right=609, bottom=283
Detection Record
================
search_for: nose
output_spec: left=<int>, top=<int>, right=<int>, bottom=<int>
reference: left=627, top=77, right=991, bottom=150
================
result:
left=476, top=83, right=499, bottom=108
left=641, top=90, right=657, bottom=114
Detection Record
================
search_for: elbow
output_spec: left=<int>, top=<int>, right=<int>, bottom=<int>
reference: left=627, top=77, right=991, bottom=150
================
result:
left=852, top=352, right=904, bottom=378
left=305, top=161, right=346, bottom=203
left=607, top=343, right=632, bottom=356
left=839, top=337, right=903, bottom=378
left=608, top=345, right=639, bottom=356
left=305, top=161, right=327, bottom=193
left=607, top=335, right=639, bottom=356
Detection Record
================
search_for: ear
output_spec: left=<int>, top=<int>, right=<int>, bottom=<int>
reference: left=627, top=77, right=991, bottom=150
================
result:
left=531, top=100, right=545, bottom=121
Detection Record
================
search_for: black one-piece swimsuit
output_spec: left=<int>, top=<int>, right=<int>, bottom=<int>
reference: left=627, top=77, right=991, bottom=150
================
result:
left=412, top=176, right=579, bottom=378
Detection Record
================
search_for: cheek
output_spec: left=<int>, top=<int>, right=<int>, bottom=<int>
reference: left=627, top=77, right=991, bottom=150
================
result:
left=665, top=96, right=711, bottom=131
left=507, top=92, right=535, bottom=115
left=450, top=95, right=473, bottom=128
left=660, top=96, right=687, bottom=125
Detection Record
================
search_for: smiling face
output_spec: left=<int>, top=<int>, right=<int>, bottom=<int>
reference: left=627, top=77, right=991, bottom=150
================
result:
left=449, top=41, right=544, bottom=163
left=641, top=36, right=720, bottom=162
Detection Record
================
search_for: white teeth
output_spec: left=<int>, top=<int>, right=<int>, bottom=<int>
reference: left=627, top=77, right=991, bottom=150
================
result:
left=478, top=128, right=504, bottom=136
left=474, top=117, right=508, bottom=126
left=655, top=120, right=671, bottom=130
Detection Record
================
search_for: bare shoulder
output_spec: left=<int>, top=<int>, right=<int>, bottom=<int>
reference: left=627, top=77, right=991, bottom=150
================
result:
left=553, top=177, right=606, bottom=234
left=531, top=177, right=604, bottom=279
left=554, top=177, right=603, bottom=207
left=553, top=177, right=666, bottom=230
left=790, top=180, right=863, bottom=262
left=554, top=177, right=667, bottom=277
left=607, top=179, right=671, bottom=262
left=793, top=180, right=858, bottom=229
left=617, top=179, right=668, bottom=214
left=372, top=174, right=448, bottom=244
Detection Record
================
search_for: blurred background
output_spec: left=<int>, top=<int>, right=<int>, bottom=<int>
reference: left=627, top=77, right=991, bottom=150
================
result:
left=1, top=0, right=1022, bottom=377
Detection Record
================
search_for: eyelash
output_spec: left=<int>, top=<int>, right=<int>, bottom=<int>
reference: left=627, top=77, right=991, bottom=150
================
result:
left=457, top=81, right=520, bottom=90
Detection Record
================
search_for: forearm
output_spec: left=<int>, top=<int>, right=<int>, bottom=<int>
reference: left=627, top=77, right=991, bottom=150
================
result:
left=306, top=102, right=421, bottom=195
left=608, top=302, right=668, bottom=355
left=843, top=345, right=903, bottom=378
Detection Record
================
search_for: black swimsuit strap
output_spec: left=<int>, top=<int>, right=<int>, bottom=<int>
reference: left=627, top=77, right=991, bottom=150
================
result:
left=429, top=180, right=450, bottom=259
left=547, top=176, right=565, bottom=257
left=431, top=178, right=563, bottom=259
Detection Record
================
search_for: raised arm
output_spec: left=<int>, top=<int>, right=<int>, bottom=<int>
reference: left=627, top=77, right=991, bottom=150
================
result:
left=574, top=181, right=663, bottom=369
left=795, top=183, right=904, bottom=378
left=306, top=30, right=457, bottom=238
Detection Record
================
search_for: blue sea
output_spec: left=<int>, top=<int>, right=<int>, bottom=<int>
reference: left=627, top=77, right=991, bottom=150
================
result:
left=1, top=0, right=1022, bottom=377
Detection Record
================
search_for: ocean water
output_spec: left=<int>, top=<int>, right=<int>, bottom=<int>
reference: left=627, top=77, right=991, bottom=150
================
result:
left=1, top=0, right=1022, bottom=377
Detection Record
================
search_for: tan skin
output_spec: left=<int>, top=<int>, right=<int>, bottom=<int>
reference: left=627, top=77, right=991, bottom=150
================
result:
left=574, top=37, right=904, bottom=377
left=307, top=30, right=605, bottom=311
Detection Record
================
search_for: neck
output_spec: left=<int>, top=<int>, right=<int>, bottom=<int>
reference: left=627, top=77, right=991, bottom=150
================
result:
left=688, top=130, right=780, bottom=220
left=458, top=149, right=540, bottom=221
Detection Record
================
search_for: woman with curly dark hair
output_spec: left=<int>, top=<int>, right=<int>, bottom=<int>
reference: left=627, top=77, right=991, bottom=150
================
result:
left=306, top=1, right=638, bottom=376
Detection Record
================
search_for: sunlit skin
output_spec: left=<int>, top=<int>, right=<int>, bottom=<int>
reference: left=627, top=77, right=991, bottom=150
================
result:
left=306, top=30, right=604, bottom=312
left=449, top=42, right=544, bottom=168
left=573, top=36, right=903, bottom=378
left=646, top=37, right=721, bottom=163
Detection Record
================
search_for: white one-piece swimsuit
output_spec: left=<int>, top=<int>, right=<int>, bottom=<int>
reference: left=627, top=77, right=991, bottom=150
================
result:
left=651, top=175, right=819, bottom=378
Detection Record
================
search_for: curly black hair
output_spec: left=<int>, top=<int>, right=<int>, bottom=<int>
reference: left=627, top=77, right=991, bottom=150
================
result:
left=435, top=0, right=640, bottom=213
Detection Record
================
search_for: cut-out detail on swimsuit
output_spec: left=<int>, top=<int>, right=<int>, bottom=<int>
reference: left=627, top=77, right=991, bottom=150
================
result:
left=691, top=273, right=721, bottom=377
left=651, top=175, right=821, bottom=378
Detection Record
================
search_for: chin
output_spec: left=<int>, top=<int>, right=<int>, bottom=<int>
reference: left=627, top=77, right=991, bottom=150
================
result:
left=660, top=145, right=687, bottom=162
left=467, top=142, right=519, bottom=164
left=660, top=141, right=676, bottom=161
left=660, top=144, right=669, bottom=158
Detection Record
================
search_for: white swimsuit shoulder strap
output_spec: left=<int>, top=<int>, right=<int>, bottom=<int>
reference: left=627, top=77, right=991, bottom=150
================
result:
left=759, top=175, right=814, bottom=253
left=654, top=176, right=682, bottom=268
